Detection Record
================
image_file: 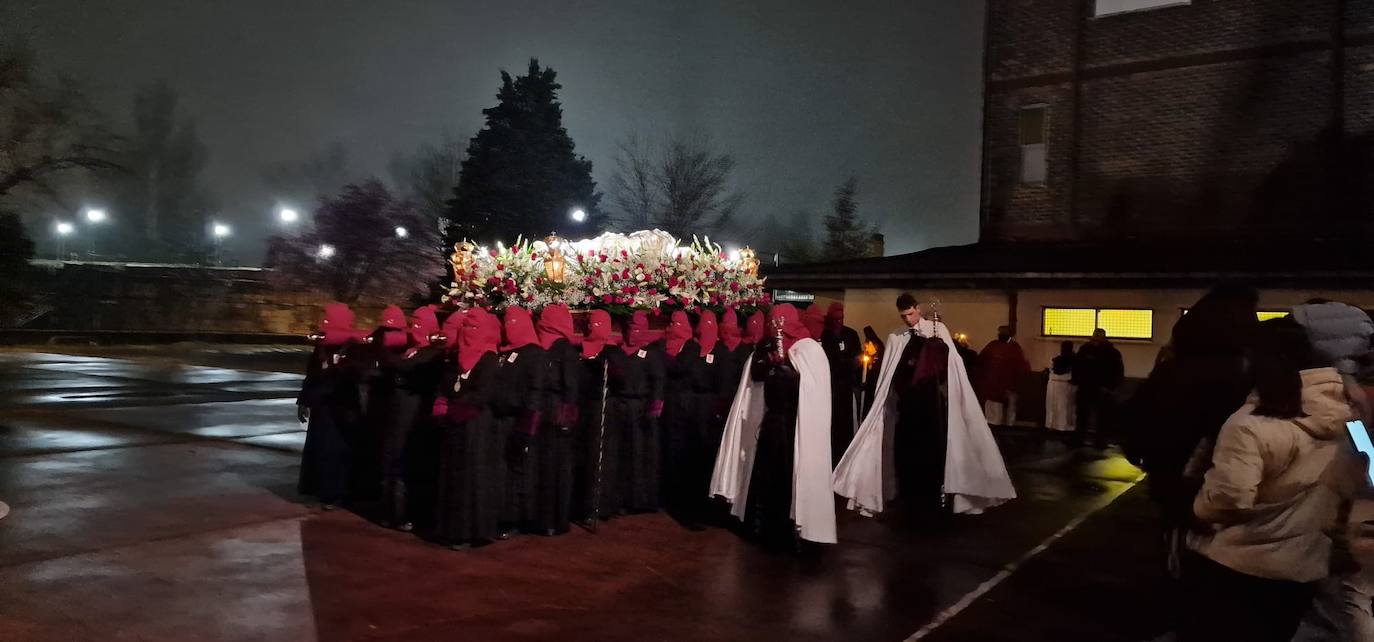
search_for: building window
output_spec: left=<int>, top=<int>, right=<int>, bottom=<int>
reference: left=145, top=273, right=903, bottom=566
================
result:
left=1094, top=0, right=1190, bottom=17
left=1018, top=106, right=1047, bottom=184
left=1043, top=307, right=1153, bottom=340
left=1256, top=311, right=1289, bottom=322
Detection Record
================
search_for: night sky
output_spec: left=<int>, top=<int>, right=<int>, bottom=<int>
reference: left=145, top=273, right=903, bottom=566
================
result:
left=9, top=0, right=985, bottom=260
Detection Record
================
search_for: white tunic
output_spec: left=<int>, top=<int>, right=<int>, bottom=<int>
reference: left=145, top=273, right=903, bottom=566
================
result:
left=710, top=338, right=837, bottom=544
left=832, top=319, right=1016, bottom=515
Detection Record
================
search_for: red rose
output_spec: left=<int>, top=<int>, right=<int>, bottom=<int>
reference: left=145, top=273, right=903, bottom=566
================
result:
left=601, top=294, right=613, bottom=304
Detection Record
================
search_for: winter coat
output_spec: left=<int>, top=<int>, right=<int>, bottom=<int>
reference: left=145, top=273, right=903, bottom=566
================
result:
left=1188, top=367, right=1353, bottom=582
left=1292, top=302, right=1374, bottom=376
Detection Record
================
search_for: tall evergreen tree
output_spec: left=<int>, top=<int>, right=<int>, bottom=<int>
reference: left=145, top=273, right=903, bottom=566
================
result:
left=822, top=177, right=874, bottom=261
left=445, top=59, right=603, bottom=252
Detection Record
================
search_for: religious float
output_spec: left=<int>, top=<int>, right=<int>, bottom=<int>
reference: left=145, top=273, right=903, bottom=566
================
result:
left=444, top=229, right=770, bottom=319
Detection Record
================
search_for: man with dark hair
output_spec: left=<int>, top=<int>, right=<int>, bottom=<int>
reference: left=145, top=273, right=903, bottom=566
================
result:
left=834, top=293, right=1014, bottom=518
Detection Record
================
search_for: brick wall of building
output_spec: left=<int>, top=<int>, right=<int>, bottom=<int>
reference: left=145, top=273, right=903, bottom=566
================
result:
left=982, top=0, right=1371, bottom=242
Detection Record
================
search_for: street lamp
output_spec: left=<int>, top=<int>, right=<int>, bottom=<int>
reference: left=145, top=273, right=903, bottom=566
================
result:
left=569, top=208, right=587, bottom=223
left=317, top=244, right=336, bottom=259
left=278, top=208, right=299, bottom=224
left=394, top=226, right=408, bottom=238
left=210, top=222, right=231, bottom=266
left=54, top=221, right=74, bottom=260
left=83, top=208, right=108, bottom=256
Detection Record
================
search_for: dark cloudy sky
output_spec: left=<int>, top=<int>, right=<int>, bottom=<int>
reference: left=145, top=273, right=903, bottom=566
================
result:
left=9, top=0, right=985, bottom=259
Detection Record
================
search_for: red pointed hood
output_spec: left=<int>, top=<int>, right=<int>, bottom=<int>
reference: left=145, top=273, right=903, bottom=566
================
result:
left=537, top=303, right=578, bottom=350
left=409, top=306, right=440, bottom=347
left=317, top=303, right=360, bottom=346
left=665, top=310, right=692, bottom=357
left=501, top=306, right=539, bottom=352
left=459, top=308, right=501, bottom=372
left=743, top=311, right=766, bottom=345
left=377, top=305, right=409, bottom=348
left=826, top=302, right=845, bottom=334
left=801, top=305, right=826, bottom=341
left=695, top=310, right=719, bottom=357
left=720, top=308, right=742, bottom=351
left=770, top=304, right=811, bottom=354
left=583, top=309, right=616, bottom=359
left=622, top=310, right=657, bottom=354
left=441, top=310, right=467, bottom=352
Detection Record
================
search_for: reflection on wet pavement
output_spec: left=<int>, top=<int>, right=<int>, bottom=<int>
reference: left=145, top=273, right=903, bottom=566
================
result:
left=0, top=350, right=1159, bottom=642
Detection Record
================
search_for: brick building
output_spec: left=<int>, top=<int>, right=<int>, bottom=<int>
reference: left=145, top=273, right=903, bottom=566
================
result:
left=983, top=0, right=1374, bottom=242
left=766, top=0, right=1374, bottom=392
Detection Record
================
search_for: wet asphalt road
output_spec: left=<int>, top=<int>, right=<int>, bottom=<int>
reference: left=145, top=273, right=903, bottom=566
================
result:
left=0, top=349, right=1165, bottom=641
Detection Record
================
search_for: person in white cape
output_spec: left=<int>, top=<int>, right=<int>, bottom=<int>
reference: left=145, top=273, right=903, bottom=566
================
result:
left=833, top=293, right=1016, bottom=516
left=710, top=304, right=837, bottom=546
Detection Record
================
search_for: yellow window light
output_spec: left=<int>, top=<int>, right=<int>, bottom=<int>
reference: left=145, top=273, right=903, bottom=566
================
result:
left=1097, top=309, right=1153, bottom=340
left=1043, top=308, right=1096, bottom=338
left=1256, top=311, right=1288, bottom=322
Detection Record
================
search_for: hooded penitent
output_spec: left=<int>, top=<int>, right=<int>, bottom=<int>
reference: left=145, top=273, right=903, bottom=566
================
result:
left=743, top=311, right=766, bottom=346
left=458, top=309, right=501, bottom=373
left=771, top=304, right=812, bottom=354
left=665, top=310, right=693, bottom=357
left=583, top=309, right=615, bottom=359
left=695, top=310, right=720, bottom=357
left=409, top=306, right=440, bottom=347
left=378, top=305, right=409, bottom=348
left=441, top=310, right=467, bottom=352
left=537, top=304, right=579, bottom=350
left=802, top=305, right=826, bottom=341
left=501, top=306, right=539, bottom=352
left=317, top=302, right=360, bottom=346
left=622, top=310, right=657, bottom=355
left=826, top=302, right=845, bottom=335
left=720, top=309, right=742, bottom=352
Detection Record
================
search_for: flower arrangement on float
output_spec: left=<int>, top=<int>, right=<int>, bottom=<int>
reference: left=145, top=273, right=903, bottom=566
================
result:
left=445, top=229, right=768, bottom=315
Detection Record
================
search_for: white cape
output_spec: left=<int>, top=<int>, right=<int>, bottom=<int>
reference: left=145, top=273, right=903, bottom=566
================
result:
left=709, top=338, right=837, bottom=544
left=832, top=319, right=1015, bottom=515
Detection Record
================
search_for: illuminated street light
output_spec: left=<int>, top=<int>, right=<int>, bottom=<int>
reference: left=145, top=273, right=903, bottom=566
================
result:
left=213, top=223, right=231, bottom=238
left=394, top=226, right=408, bottom=238
left=279, top=208, right=299, bottom=224
left=85, top=209, right=107, bottom=223
left=570, top=208, right=587, bottom=223
left=317, top=244, right=336, bottom=259
left=54, top=221, right=74, bottom=260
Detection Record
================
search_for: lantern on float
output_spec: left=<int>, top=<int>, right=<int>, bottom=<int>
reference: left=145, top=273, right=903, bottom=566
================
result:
left=544, top=233, right=567, bottom=284
left=739, top=246, right=759, bottom=277
left=450, top=240, right=478, bottom=280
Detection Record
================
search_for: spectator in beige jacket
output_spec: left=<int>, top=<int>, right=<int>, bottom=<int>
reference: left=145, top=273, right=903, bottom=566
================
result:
left=1180, top=317, right=1354, bottom=642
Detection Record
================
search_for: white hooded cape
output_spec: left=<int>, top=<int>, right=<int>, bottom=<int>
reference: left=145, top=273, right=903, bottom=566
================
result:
left=832, top=319, right=1015, bottom=515
left=709, top=338, right=837, bottom=544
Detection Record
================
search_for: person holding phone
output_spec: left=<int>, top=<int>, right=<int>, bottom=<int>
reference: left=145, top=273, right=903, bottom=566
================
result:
left=1181, top=317, right=1356, bottom=641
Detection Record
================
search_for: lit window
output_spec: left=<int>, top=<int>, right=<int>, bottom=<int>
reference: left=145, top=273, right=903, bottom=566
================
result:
left=1018, top=106, right=1047, bottom=184
left=1094, top=0, right=1190, bottom=17
left=1256, top=311, right=1289, bottom=322
left=1043, top=307, right=1153, bottom=340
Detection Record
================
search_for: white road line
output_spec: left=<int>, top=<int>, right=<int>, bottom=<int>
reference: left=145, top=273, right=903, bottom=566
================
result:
left=904, top=482, right=1139, bottom=641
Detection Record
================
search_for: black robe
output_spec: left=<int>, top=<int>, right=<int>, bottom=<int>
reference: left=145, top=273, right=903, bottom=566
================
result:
left=820, top=324, right=863, bottom=464
left=577, top=344, right=618, bottom=521
left=889, top=330, right=950, bottom=511
left=745, top=344, right=801, bottom=544
left=529, top=338, right=582, bottom=535
left=377, top=343, right=445, bottom=528
left=350, top=336, right=408, bottom=503
left=662, top=339, right=724, bottom=525
left=435, top=351, right=504, bottom=545
left=491, top=343, right=546, bottom=529
left=606, top=343, right=667, bottom=513
left=297, top=343, right=362, bottom=504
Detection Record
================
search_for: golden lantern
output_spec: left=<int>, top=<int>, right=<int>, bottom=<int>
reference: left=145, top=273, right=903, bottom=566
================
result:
left=543, top=233, right=567, bottom=284
left=738, top=246, right=759, bottom=277
left=450, top=240, right=478, bottom=278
